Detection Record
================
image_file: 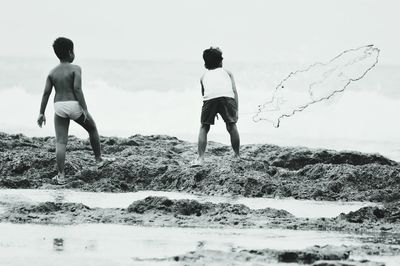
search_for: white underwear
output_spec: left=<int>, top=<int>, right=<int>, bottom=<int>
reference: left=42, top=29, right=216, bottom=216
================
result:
left=54, top=101, right=83, bottom=120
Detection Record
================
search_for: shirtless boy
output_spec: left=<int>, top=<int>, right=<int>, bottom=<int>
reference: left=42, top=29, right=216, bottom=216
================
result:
left=37, top=37, right=104, bottom=184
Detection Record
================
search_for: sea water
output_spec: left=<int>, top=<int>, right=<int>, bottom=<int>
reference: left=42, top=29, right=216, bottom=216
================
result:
left=1, top=57, right=400, bottom=161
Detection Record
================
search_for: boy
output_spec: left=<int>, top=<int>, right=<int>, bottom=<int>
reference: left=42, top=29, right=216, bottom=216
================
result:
left=37, top=37, right=104, bottom=184
left=195, top=47, right=240, bottom=165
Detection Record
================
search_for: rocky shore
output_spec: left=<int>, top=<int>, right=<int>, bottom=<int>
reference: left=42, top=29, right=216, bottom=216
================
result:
left=1, top=132, right=399, bottom=202
left=1, top=132, right=400, bottom=265
left=1, top=132, right=400, bottom=232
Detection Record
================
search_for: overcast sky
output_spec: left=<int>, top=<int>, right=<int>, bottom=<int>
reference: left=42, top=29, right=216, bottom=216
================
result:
left=0, top=0, right=399, bottom=64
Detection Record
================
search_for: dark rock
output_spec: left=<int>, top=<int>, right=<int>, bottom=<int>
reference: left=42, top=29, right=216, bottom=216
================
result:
left=338, top=207, right=389, bottom=223
left=0, top=132, right=399, bottom=203
left=127, top=196, right=210, bottom=216
left=13, top=202, right=90, bottom=214
left=0, top=176, right=31, bottom=188
left=278, top=245, right=349, bottom=264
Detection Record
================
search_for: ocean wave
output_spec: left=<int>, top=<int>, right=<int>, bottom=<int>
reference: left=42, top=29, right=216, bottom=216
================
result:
left=1, top=79, right=400, bottom=161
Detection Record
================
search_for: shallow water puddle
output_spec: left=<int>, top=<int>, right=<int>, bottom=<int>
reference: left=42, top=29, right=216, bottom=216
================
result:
left=0, top=223, right=381, bottom=265
left=0, top=223, right=398, bottom=266
left=0, top=189, right=378, bottom=218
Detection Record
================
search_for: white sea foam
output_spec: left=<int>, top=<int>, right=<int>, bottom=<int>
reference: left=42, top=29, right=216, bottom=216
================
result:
left=1, top=59, right=400, bottom=161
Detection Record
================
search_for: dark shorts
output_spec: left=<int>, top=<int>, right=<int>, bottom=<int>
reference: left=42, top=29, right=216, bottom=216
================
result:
left=201, top=97, right=238, bottom=125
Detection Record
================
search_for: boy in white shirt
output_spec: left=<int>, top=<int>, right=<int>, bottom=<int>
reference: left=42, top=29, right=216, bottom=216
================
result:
left=196, top=47, right=240, bottom=165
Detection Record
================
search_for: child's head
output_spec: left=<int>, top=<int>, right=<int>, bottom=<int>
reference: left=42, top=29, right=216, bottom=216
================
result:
left=53, top=37, right=75, bottom=62
left=203, top=47, right=223, bottom=70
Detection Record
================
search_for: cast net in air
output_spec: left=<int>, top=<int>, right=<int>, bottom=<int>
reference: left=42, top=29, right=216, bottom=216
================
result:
left=253, top=45, right=380, bottom=127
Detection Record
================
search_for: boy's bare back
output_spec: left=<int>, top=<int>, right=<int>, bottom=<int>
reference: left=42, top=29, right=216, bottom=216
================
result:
left=49, top=63, right=82, bottom=103
left=39, top=39, right=88, bottom=126
left=38, top=37, right=104, bottom=184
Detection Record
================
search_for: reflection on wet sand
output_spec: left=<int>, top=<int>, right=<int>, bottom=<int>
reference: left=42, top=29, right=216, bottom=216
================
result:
left=0, top=223, right=398, bottom=266
left=53, top=238, right=64, bottom=252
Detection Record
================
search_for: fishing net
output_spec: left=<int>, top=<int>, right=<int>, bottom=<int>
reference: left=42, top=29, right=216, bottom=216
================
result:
left=253, top=45, right=380, bottom=127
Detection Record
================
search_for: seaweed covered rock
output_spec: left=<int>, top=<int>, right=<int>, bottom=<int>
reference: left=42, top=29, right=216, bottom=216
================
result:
left=127, top=196, right=210, bottom=216
left=166, top=245, right=383, bottom=266
left=277, top=245, right=349, bottom=264
left=245, top=145, right=396, bottom=170
left=338, top=202, right=400, bottom=223
left=13, top=202, right=91, bottom=214
left=1, top=132, right=399, bottom=202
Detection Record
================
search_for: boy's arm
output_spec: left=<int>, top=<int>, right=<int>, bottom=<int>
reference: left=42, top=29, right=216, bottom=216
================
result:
left=37, top=75, right=53, bottom=127
left=73, top=66, right=88, bottom=112
left=39, top=75, right=53, bottom=114
left=227, top=71, right=239, bottom=109
left=200, top=77, right=205, bottom=97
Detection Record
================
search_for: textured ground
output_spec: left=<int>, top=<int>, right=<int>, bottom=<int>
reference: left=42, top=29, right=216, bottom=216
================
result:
left=1, top=132, right=399, bottom=202
left=1, top=132, right=400, bottom=265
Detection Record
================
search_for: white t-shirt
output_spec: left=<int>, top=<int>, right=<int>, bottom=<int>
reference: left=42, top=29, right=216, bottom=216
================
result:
left=201, top=68, right=234, bottom=101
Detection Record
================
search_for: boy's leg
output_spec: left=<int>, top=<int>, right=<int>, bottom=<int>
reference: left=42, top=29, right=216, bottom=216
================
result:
left=197, top=98, right=217, bottom=163
left=198, top=124, right=210, bottom=162
left=218, top=98, right=240, bottom=157
left=54, top=114, right=70, bottom=178
left=74, top=113, right=102, bottom=161
left=226, top=122, right=240, bottom=157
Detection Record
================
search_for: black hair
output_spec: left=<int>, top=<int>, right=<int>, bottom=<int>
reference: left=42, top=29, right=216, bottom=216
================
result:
left=52, top=37, right=74, bottom=60
left=203, top=47, right=223, bottom=70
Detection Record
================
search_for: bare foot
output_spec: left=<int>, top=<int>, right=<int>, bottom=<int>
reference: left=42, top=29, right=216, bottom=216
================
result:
left=190, top=157, right=204, bottom=167
left=231, top=154, right=242, bottom=163
left=52, top=173, right=67, bottom=185
left=96, top=156, right=116, bottom=168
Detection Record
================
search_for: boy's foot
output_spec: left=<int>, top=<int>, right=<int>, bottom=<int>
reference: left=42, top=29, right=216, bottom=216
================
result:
left=52, top=174, right=67, bottom=185
left=190, top=158, right=204, bottom=167
left=230, top=154, right=242, bottom=163
left=96, top=156, right=116, bottom=168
